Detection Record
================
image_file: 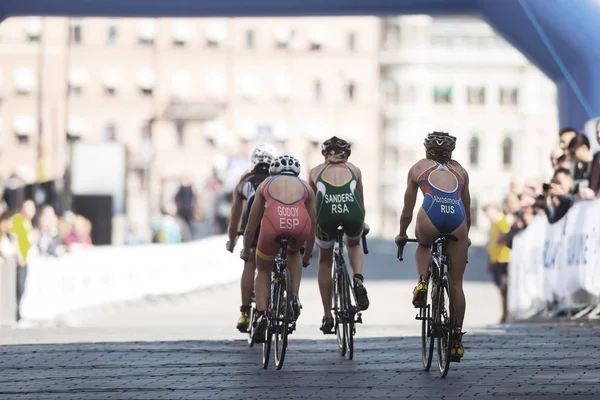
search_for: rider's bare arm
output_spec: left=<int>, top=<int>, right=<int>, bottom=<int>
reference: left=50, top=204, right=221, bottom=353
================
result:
left=227, top=181, right=245, bottom=244
left=353, top=164, right=366, bottom=217
left=243, top=181, right=267, bottom=251
left=454, top=162, right=472, bottom=232
left=399, top=165, right=419, bottom=236
left=303, top=181, right=317, bottom=260
left=308, top=165, right=320, bottom=195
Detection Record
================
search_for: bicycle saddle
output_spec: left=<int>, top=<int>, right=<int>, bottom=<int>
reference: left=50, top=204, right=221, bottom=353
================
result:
left=433, top=235, right=458, bottom=244
left=276, top=235, right=297, bottom=246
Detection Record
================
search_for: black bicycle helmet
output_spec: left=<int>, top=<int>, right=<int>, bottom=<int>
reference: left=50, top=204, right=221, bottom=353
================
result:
left=321, top=136, right=351, bottom=157
left=424, top=131, right=456, bottom=163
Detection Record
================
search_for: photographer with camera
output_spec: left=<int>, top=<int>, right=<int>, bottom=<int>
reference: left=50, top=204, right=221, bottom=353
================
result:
left=567, top=134, right=595, bottom=200
left=536, top=168, right=577, bottom=224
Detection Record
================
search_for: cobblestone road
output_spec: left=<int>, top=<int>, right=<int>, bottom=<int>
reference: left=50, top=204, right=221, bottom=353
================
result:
left=1, top=323, right=599, bottom=399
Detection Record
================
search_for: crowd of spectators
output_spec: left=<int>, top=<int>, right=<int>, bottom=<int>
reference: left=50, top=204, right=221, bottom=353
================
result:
left=483, top=120, right=600, bottom=323
left=0, top=199, right=93, bottom=320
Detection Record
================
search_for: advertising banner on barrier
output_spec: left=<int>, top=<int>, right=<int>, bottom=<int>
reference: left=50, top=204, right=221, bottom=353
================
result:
left=20, top=235, right=244, bottom=322
left=508, top=199, right=600, bottom=319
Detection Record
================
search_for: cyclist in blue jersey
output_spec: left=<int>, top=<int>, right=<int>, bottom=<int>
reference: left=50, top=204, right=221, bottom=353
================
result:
left=395, top=131, right=471, bottom=359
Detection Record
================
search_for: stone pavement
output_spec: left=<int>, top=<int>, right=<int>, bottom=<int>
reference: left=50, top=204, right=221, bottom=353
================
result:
left=0, top=323, right=599, bottom=399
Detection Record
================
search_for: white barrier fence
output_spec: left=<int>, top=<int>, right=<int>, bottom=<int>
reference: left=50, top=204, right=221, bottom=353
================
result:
left=20, top=235, right=243, bottom=322
left=508, top=199, right=600, bottom=320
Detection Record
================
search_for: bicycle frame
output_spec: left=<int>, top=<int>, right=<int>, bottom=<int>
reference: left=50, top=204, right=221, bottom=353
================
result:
left=333, top=231, right=362, bottom=321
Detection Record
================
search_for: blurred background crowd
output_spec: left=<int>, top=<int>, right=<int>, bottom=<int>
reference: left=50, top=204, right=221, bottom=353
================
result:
left=483, top=120, right=600, bottom=322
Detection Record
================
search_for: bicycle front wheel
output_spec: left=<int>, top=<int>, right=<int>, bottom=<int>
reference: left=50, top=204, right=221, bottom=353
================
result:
left=274, top=272, right=290, bottom=370
left=436, top=273, right=455, bottom=377
left=343, top=276, right=354, bottom=360
left=248, top=302, right=256, bottom=347
left=421, top=274, right=434, bottom=371
left=333, top=266, right=346, bottom=356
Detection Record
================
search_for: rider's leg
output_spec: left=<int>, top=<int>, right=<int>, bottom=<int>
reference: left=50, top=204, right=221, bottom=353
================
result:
left=317, top=246, right=334, bottom=316
left=236, top=248, right=256, bottom=331
left=345, top=235, right=369, bottom=311
left=287, top=248, right=302, bottom=299
left=345, top=237, right=364, bottom=276
left=448, top=221, right=468, bottom=328
left=254, top=255, right=273, bottom=312
left=240, top=248, right=256, bottom=305
left=415, top=209, right=438, bottom=278
left=413, top=209, right=438, bottom=306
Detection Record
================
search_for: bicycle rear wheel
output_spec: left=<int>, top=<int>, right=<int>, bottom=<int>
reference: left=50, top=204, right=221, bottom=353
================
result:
left=262, top=283, right=276, bottom=369
left=343, top=276, right=354, bottom=360
left=274, top=274, right=290, bottom=370
left=436, top=273, right=455, bottom=377
left=421, top=274, right=434, bottom=371
left=333, top=266, right=347, bottom=357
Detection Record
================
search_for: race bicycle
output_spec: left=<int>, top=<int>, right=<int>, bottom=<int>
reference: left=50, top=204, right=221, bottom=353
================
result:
left=330, top=227, right=369, bottom=360
left=397, top=235, right=461, bottom=377
left=260, top=235, right=298, bottom=370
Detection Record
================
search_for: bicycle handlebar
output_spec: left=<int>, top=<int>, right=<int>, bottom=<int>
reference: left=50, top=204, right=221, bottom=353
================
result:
left=397, top=239, right=418, bottom=261
left=361, top=231, right=369, bottom=255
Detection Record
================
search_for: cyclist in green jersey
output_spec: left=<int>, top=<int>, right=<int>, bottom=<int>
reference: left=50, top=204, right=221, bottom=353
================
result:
left=309, top=136, right=369, bottom=334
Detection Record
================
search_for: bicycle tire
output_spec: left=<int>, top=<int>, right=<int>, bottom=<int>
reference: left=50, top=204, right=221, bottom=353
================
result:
left=248, top=303, right=256, bottom=347
left=421, top=274, right=434, bottom=371
left=333, top=265, right=346, bottom=356
left=436, top=273, right=454, bottom=377
left=262, top=283, right=276, bottom=369
left=274, top=272, right=289, bottom=370
left=343, top=273, right=354, bottom=360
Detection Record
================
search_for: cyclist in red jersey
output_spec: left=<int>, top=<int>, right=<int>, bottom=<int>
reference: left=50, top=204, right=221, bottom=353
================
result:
left=240, top=155, right=317, bottom=344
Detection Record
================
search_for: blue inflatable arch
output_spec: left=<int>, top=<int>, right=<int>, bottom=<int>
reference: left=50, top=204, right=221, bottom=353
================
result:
left=2, top=0, right=599, bottom=128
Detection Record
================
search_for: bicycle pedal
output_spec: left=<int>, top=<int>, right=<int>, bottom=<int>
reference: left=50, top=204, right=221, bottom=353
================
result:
left=450, top=356, right=462, bottom=363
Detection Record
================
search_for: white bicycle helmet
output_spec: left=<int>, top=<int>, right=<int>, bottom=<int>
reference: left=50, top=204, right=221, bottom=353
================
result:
left=269, top=155, right=301, bottom=176
left=250, top=142, right=277, bottom=167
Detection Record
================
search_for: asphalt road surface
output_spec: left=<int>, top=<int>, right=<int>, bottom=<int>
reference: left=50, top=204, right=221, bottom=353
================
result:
left=1, top=241, right=597, bottom=398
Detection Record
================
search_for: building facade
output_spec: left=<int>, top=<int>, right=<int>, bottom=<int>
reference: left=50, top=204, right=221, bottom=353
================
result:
left=380, top=16, right=558, bottom=242
left=0, top=16, right=381, bottom=234
left=0, top=15, right=559, bottom=241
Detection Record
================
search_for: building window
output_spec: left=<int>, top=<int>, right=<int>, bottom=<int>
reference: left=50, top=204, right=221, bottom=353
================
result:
left=431, top=35, right=453, bottom=47
left=175, top=120, right=185, bottom=147
left=70, top=23, right=82, bottom=44
left=467, top=86, right=486, bottom=105
left=68, top=84, right=82, bottom=96
left=384, top=80, right=400, bottom=104
left=401, top=85, right=417, bottom=104
left=107, top=25, right=118, bottom=45
left=500, top=87, right=519, bottom=105
left=502, top=136, right=513, bottom=167
left=139, top=37, right=154, bottom=46
left=245, top=29, right=255, bottom=49
left=16, top=135, right=30, bottom=145
left=103, top=123, right=117, bottom=140
left=433, top=86, right=452, bottom=104
left=310, top=42, right=322, bottom=51
left=27, top=34, right=41, bottom=43
left=384, top=21, right=401, bottom=49
left=140, top=88, right=153, bottom=96
left=314, top=79, right=322, bottom=101
left=469, top=136, right=480, bottom=167
left=105, top=87, right=116, bottom=96
left=347, top=31, right=356, bottom=51
left=346, top=81, right=356, bottom=101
